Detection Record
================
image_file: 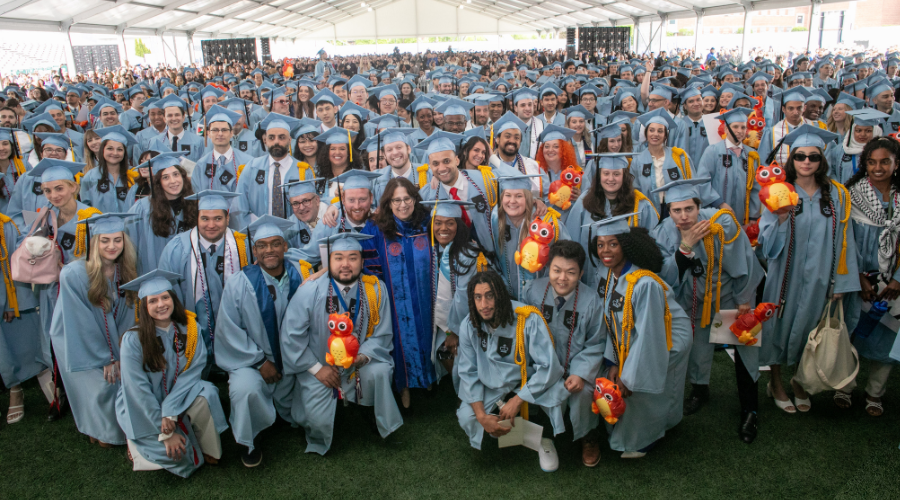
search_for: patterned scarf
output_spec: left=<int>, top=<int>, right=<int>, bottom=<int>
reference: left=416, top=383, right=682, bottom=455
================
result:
left=850, top=178, right=900, bottom=279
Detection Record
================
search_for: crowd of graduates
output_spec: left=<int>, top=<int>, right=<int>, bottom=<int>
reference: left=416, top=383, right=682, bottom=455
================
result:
left=1, top=44, right=900, bottom=475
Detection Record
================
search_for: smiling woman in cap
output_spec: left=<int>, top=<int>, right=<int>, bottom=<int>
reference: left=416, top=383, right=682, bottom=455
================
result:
left=51, top=213, right=140, bottom=446
left=584, top=213, right=691, bottom=459
left=117, top=268, right=228, bottom=477
left=831, top=109, right=889, bottom=183
left=0, top=127, right=29, bottom=214
left=80, top=125, right=140, bottom=214
left=535, top=124, right=580, bottom=209
left=758, top=124, right=858, bottom=414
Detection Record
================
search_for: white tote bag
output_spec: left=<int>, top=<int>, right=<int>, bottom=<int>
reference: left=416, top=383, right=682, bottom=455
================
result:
left=794, top=301, right=859, bottom=396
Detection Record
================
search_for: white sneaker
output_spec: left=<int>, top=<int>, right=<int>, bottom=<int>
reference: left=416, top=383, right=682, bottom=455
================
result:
left=621, top=450, right=647, bottom=459
left=539, top=438, right=559, bottom=472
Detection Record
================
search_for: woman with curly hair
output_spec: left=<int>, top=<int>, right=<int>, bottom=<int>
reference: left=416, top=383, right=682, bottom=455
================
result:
left=836, top=137, right=900, bottom=416
left=588, top=215, right=691, bottom=459
left=370, top=178, right=433, bottom=407
left=535, top=125, right=581, bottom=216
left=567, top=153, right=658, bottom=290
left=51, top=214, right=138, bottom=446
left=758, top=125, right=859, bottom=414
left=315, top=127, right=363, bottom=203
left=126, top=153, right=197, bottom=274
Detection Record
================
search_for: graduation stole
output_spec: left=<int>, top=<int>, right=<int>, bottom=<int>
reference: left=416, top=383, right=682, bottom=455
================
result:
left=295, top=258, right=313, bottom=280
left=831, top=179, right=851, bottom=275
left=233, top=231, right=250, bottom=268
left=360, top=274, right=382, bottom=338
left=244, top=263, right=302, bottom=373
left=0, top=213, right=20, bottom=316
left=514, top=305, right=554, bottom=421
left=541, top=207, right=563, bottom=242
left=476, top=252, right=490, bottom=272
left=416, top=163, right=430, bottom=189
left=630, top=190, right=659, bottom=227
left=476, top=165, right=498, bottom=208
left=297, top=161, right=315, bottom=180
left=670, top=147, right=692, bottom=180
left=744, top=152, right=761, bottom=225
left=699, top=209, right=741, bottom=328
left=603, top=268, right=672, bottom=371
left=182, top=310, right=199, bottom=372
left=74, top=207, right=103, bottom=257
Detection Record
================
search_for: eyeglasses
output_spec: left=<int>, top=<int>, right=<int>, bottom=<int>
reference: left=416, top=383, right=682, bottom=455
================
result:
left=290, top=198, right=316, bottom=209
left=390, top=196, right=415, bottom=206
left=208, top=128, right=232, bottom=134
left=274, top=99, right=291, bottom=105
left=792, top=153, right=823, bottom=163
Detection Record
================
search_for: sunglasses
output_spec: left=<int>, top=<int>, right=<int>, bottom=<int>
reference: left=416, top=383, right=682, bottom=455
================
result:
left=792, top=153, right=823, bottom=163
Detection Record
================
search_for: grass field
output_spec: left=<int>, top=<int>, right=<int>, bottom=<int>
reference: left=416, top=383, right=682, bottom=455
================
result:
left=3, top=351, right=900, bottom=499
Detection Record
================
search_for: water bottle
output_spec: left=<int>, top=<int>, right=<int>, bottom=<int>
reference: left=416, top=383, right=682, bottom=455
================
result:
left=852, top=301, right=889, bottom=339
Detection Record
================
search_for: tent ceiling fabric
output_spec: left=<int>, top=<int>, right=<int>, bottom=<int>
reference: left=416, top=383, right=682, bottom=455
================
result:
left=0, top=0, right=844, bottom=38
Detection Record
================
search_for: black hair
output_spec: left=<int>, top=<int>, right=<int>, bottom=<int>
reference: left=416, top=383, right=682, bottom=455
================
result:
left=547, top=240, right=586, bottom=272
left=467, top=269, right=515, bottom=336
left=784, top=145, right=833, bottom=206
left=590, top=226, right=662, bottom=273
left=846, top=136, right=900, bottom=190
left=430, top=214, right=483, bottom=275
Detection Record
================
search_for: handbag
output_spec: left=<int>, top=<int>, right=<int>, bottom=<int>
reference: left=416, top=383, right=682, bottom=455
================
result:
left=11, top=209, right=62, bottom=284
left=794, top=301, right=860, bottom=396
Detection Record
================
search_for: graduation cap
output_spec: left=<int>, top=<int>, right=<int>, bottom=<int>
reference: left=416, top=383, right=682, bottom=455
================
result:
left=716, top=107, right=751, bottom=125
left=414, top=130, right=465, bottom=157
left=339, top=101, right=372, bottom=122
left=561, top=105, right=594, bottom=122
left=834, top=92, right=866, bottom=110
left=368, top=113, right=404, bottom=130
left=463, top=126, right=487, bottom=142
left=678, top=86, right=701, bottom=101
left=156, top=94, right=188, bottom=111
left=492, top=111, right=527, bottom=136
left=121, top=269, right=182, bottom=299
left=846, top=109, right=891, bottom=127
left=648, top=84, right=677, bottom=101
left=248, top=214, right=296, bottom=240
left=262, top=86, right=288, bottom=104
left=291, top=117, right=324, bottom=138
left=22, top=113, right=61, bottom=132
left=374, top=84, right=400, bottom=100
left=497, top=173, right=543, bottom=192
left=77, top=212, right=137, bottom=235
left=35, top=99, right=66, bottom=115
left=538, top=124, right=575, bottom=143
left=434, top=97, right=475, bottom=118
left=575, top=84, right=604, bottom=98
left=700, top=85, right=720, bottom=99
left=581, top=212, right=638, bottom=237
left=27, top=158, right=84, bottom=183
left=509, top=87, right=538, bottom=104
left=90, top=97, right=123, bottom=117
left=377, top=127, right=416, bottom=147
left=637, top=108, right=677, bottom=130
left=310, top=88, right=342, bottom=107
left=651, top=177, right=711, bottom=204
left=781, top=124, right=840, bottom=150
left=199, top=85, right=225, bottom=101
left=185, top=190, right=240, bottom=211
left=592, top=122, right=626, bottom=141
left=146, top=151, right=189, bottom=178
left=315, top=126, right=357, bottom=146
left=726, top=92, right=757, bottom=109
left=590, top=153, right=634, bottom=171
left=260, top=113, right=302, bottom=134
left=865, top=78, right=894, bottom=99
left=34, top=132, right=74, bottom=152
left=205, top=105, right=242, bottom=127
left=319, top=232, right=374, bottom=253
left=331, top=169, right=381, bottom=193
left=780, top=86, right=811, bottom=103
left=282, top=178, right=326, bottom=198
left=95, top=125, right=138, bottom=147
left=612, top=88, right=639, bottom=109
left=538, top=82, right=562, bottom=98
left=345, top=75, right=373, bottom=92
left=843, top=81, right=868, bottom=96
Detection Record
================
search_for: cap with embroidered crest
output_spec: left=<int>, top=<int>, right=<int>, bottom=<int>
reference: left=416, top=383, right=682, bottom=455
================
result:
left=582, top=212, right=638, bottom=237
left=27, top=158, right=83, bottom=183
left=77, top=212, right=138, bottom=235
left=185, top=190, right=241, bottom=211
left=781, top=124, right=840, bottom=150
left=651, top=177, right=711, bottom=204
left=421, top=199, right=475, bottom=219
left=319, top=232, right=374, bottom=252
left=121, top=269, right=182, bottom=300
left=95, top=125, right=138, bottom=147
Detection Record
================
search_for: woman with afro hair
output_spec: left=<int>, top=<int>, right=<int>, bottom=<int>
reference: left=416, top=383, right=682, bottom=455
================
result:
left=587, top=214, right=692, bottom=459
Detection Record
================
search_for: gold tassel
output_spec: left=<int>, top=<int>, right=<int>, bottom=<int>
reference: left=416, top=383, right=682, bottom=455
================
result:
left=297, top=259, right=312, bottom=280
left=417, top=164, right=429, bottom=189
left=74, top=207, right=103, bottom=257
left=489, top=123, right=494, bottom=151
left=744, top=152, right=760, bottom=226
left=126, top=169, right=140, bottom=190
left=623, top=270, right=672, bottom=352
left=0, top=214, right=20, bottom=317
left=513, top=305, right=554, bottom=421
left=477, top=165, right=498, bottom=208
left=297, top=161, right=314, bottom=181
left=541, top=207, right=562, bottom=242
left=235, top=164, right=246, bottom=183
left=361, top=275, right=381, bottom=337
left=347, top=130, right=353, bottom=163
left=233, top=231, right=249, bottom=267
left=183, top=310, right=198, bottom=372
left=670, top=147, right=692, bottom=180
left=476, top=252, right=489, bottom=272
left=12, top=156, right=27, bottom=177
left=700, top=209, right=741, bottom=328
left=631, top=190, right=659, bottom=226
left=831, top=180, right=851, bottom=274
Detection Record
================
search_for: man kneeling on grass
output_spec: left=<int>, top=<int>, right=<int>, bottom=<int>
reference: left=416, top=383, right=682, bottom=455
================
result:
left=456, top=269, right=567, bottom=472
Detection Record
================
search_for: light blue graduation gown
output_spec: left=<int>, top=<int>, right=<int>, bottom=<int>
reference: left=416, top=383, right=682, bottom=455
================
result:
left=158, top=229, right=250, bottom=367
left=79, top=168, right=133, bottom=213
left=418, top=169, right=496, bottom=254
left=652, top=209, right=764, bottom=385
left=566, top=193, right=659, bottom=290
left=846, top=209, right=900, bottom=364
left=190, top=149, right=254, bottom=194
left=0, top=216, right=44, bottom=387
left=281, top=276, right=402, bottom=455
left=6, top=168, right=49, bottom=229
left=231, top=155, right=308, bottom=230
left=630, top=147, right=721, bottom=213
left=126, top=197, right=188, bottom=275
left=696, top=141, right=762, bottom=225
left=536, top=112, right=566, bottom=127
left=61, top=128, right=85, bottom=162
left=132, top=126, right=167, bottom=165
left=490, top=209, right=571, bottom=301
left=0, top=163, right=31, bottom=214
left=116, top=323, right=228, bottom=478
left=522, top=279, right=605, bottom=440
left=758, top=185, right=860, bottom=366
left=118, top=109, right=143, bottom=132
left=455, top=301, right=568, bottom=450
left=229, top=128, right=264, bottom=158
left=285, top=213, right=320, bottom=260
left=680, top=116, right=710, bottom=166
left=830, top=142, right=862, bottom=184
left=51, top=260, right=135, bottom=444
left=597, top=264, right=692, bottom=453
left=432, top=242, right=482, bottom=385
left=215, top=267, right=301, bottom=452
left=148, top=129, right=205, bottom=163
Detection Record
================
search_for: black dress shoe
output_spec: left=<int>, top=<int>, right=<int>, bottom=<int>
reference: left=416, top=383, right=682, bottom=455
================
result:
left=47, top=393, right=68, bottom=422
left=738, top=411, right=758, bottom=444
left=242, top=447, right=263, bottom=468
left=683, top=384, right=710, bottom=415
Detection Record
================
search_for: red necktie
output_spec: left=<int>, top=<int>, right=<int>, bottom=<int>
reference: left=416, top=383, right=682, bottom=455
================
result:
left=449, top=187, right=472, bottom=227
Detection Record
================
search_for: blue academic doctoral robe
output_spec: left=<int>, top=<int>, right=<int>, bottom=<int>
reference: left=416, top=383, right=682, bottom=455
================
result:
left=652, top=208, right=765, bottom=385
left=371, top=218, right=434, bottom=390
left=596, top=265, right=692, bottom=453
left=455, top=301, right=568, bottom=449
left=116, top=322, right=228, bottom=478
left=281, top=276, right=402, bottom=455
left=758, top=185, right=860, bottom=367
left=522, top=279, right=605, bottom=440
left=51, top=260, right=135, bottom=444
left=0, top=215, right=44, bottom=387
left=127, top=197, right=189, bottom=275
left=215, top=264, right=303, bottom=452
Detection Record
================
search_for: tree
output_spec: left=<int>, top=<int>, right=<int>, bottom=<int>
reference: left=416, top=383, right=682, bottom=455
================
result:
left=135, top=38, right=151, bottom=60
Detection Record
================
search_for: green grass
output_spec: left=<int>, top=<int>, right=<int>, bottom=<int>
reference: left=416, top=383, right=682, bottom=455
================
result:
left=3, top=351, right=900, bottom=499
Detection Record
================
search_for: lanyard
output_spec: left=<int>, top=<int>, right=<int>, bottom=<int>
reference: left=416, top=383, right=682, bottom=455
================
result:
left=330, top=278, right=361, bottom=324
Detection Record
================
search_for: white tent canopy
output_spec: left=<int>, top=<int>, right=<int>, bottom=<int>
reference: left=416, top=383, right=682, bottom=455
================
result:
left=0, top=0, right=847, bottom=40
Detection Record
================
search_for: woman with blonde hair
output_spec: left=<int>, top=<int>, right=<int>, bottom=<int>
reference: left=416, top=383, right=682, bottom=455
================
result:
left=83, top=129, right=102, bottom=172
left=51, top=213, right=138, bottom=446
left=826, top=95, right=861, bottom=137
